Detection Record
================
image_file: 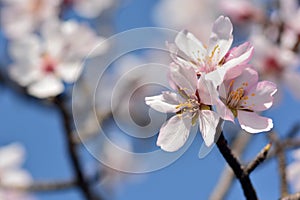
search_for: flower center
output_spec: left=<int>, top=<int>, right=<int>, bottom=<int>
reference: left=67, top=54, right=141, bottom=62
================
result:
left=176, top=98, right=200, bottom=114
left=42, top=54, right=56, bottom=74
left=226, top=79, right=249, bottom=110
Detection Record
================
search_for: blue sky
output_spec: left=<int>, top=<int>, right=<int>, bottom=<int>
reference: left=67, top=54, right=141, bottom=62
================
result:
left=1, top=0, right=300, bottom=200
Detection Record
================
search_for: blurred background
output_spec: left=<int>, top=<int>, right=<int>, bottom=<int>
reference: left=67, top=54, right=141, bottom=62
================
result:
left=0, top=0, right=300, bottom=199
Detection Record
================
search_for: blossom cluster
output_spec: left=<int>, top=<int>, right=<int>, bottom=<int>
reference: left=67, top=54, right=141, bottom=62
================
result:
left=145, top=16, right=277, bottom=152
left=2, top=0, right=112, bottom=98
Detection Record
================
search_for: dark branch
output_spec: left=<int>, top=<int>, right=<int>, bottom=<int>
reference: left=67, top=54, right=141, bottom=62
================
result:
left=54, top=96, right=102, bottom=200
left=210, top=132, right=251, bottom=200
left=216, top=132, right=258, bottom=200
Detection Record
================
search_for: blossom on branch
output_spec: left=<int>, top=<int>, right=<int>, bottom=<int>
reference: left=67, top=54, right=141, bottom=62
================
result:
left=0, top=143, right=32, bottom=200
left=145, top=63, right=219, bottom=152
left=171, top=16, right=254, bottom=87
left=0, top=0, right=61, bottom=39
left=251, top=34, right=300, bottom=99
left=66, top=0, right=115, bottom=18
left=9, top=19, right=107, bottom=98
left=216, top=68, right=277, bottom=133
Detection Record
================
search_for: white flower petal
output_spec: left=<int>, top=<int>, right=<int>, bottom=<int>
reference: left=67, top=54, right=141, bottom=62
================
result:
left=169, top=63, right=197, bottom=96
left=0, top=143, right=24, bottom=170
left=157, top=115, right=191, bottom=152
left=74, top=0, right=114, bottom=18
left=197, top=76, right=218, bottom=105
left=145, top=91, right=180, bottom=113
left=199, top=110, right=220, bottom=147
left=175, top=30, right=207, bottom=63
left=28, top=75, right=64, bottom=98
left=9, top=35, right=41, bottom=61
left=1, top=169, right=31, bottom=186
left=9, top=63, right=42, bottom=86
left=237, top=111, right=273, bottom=133
left=56, top=61, right=82, bottom=83
left=208, top=16, right=233, bottom=64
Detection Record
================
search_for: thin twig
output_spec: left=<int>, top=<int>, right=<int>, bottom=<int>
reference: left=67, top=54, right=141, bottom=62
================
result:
left=216, top=132, right=258, bottom=200
left=269, top=132, right=289, bottom=197
left=54, top=96, right=102, bottom=200
left=1, top=180, right=75, bottom=192
left=246, top=143, right=272, bottom=174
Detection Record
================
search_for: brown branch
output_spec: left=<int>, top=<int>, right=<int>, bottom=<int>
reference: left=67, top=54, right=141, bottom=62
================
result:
left=54, top=96, right=102, bottom=200
left=246, top=143, right=271, bottom=174
left=280, top=192, right=300, bottom=200
left=1, top=180, right=75, bottom=192
left=216, top=132, right=258, bottom=200
left=269, top=133, right=289, bottom=198
left=210, top=132, right=251, bottom=200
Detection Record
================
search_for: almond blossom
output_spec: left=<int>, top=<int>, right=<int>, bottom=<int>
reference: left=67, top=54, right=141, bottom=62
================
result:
left=216, top=67, right=277, bottom=133
left=0, top=143, right=32, bottom=200
left=172, top=16, right=254, bottom=87
left=219, top=0, right=263, bottom=24
left=9, top=18, right=107, bottom=98
left=66, top=0, right=115, bottom=18
left=0, top=0, right=61, bottom=39
left=251, top=34, right=300, bottom=99
left=278, top=0, right=300, bottom=34
left=145, top=63, right=219, bottom=152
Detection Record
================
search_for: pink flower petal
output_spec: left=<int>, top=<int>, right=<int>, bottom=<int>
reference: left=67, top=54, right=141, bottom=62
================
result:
left=241, top=81, right=277, bottom=111
left=157, top=115, right=192, bottom=152
left=199, top=110, right=220, bottom=147
left=215, top=98, right=235, bottom=122
left=237, top=111, right=273, bottom=133
left=145, top=91, right=180, bottom=113
left=230, top=67, right=258, bottom=92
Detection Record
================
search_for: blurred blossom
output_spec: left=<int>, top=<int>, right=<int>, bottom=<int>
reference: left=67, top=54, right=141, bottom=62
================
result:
left=67, top=0, right=116, bottom=18
left=287, top=149, right=300, bottom=192
left=8, top=18, right=107, bottom=98
left=278, top=0, right=300, bottom=34
left=171, top=16, right=253, bottom=87
left=250, top=33, right=300, bottom=99
left=0, top=143, right=32, bottom=200
left=219, top=0, right=264, bottom=25
left=216, top=68, right=276, bottom=133
left=153, top=0, right=219, bottom=42
left=145, top=63, right=220, bottom=152
left=0, top=0, right=61, bottom=39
